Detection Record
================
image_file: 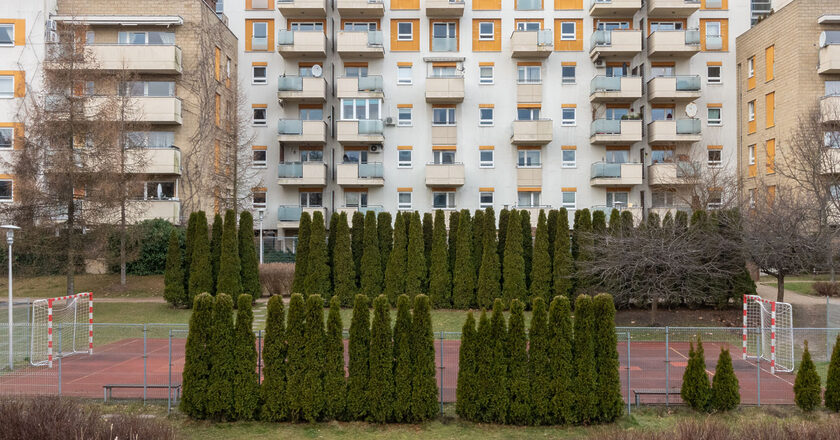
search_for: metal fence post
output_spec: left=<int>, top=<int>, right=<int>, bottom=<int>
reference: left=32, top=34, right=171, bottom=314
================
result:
left=143, top=323, right=148, bottom=404
left=57, top=323, right=62, bottom=396
left=439, top=331, right=444, bottom=416
left=168, top=329, right=172, bottom=414
left=756, top=352, right=761, bottom=406
left=257, top=330, right=263, bottom=385
left=664, top=326, right=669, bottom=407
left=626, top=332, right=631, bottom=416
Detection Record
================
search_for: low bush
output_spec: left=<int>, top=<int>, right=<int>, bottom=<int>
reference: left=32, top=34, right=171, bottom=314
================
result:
left=813, top=281, right=840, bottom=297
left=108, top=218, right=181, bottom=275
left=259, top=263, right=295, bottom=297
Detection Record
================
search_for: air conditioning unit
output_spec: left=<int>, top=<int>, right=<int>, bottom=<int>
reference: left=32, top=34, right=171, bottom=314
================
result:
left=593, top=58, right=605, bottom=67
left=369, top=144, right=382, bottom=153
left=384, top=116, right=395, bottom=126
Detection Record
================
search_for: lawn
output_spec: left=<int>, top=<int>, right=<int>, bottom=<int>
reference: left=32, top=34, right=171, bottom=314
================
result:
left=764, top=281, right=816, bottom=296
left=1, top=274, right=164, bottom=299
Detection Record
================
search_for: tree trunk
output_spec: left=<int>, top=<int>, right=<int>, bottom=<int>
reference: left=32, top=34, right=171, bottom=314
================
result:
left=66, top=197, right=75, bottom=296
left=777, top=274, right=785, bottom=302
left=649, top=296, right=658, bottom=326
left=120, top=203, right=126, bottom=286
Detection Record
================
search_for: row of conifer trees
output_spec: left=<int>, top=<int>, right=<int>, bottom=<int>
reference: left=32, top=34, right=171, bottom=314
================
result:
left=163, top=210, right=261, bottom=307
left=457, top=293, right=623, bottom=425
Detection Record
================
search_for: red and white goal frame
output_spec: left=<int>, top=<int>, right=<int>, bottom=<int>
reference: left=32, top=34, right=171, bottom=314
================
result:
left=742, top=294, right=793, bottom=374
left=29, top=292, right=93, bottom=368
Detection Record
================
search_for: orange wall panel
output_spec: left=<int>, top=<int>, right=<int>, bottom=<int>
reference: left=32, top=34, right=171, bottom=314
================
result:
left=391, top=19, right=420, bottom=51
left=554, top=19, right=582, bottom=51
left=472, top=19, right=501, bottom=52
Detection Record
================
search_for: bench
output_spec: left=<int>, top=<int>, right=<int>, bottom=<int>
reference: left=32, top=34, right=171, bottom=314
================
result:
left=632, top=388, right=682, bottom=407
left=103, top=384, right=181, bottom=403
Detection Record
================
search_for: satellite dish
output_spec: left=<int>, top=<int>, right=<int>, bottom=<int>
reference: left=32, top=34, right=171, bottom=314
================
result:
left=311, top=64, right=323, bottom=77
left=685, top=102, right=698, bottom=118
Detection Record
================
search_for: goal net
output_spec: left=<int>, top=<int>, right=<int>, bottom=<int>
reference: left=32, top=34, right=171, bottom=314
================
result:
left=742, top=294, right=793, bottom=374
left=30, top=292, right=93, bottom=367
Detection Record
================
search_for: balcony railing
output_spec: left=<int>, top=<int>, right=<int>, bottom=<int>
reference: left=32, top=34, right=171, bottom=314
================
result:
left=676, top=118, right=701, bottom=134
left=685, top=29, right=701, bottom=45
left=674, top=75, right=701, bottom=90
left=357, top=75, right=383, bottom=91
left=359, top=119, right=384, bottom=134
left=278, top=76, right=304, bottom=91
left=432, top=37, right=458, bottom=52
left=341, top=205, right=384, bottom=214
left=278, top=162, right=305, bottom=178
left=277, top=119, right=304, bottom=134
left=706, top=35, right=723, bottom=50
left=590, top=118, right=623, bottom=135
left=352, top=162, right=384, bottom=178
left=591, top=162, right=626, bottom=179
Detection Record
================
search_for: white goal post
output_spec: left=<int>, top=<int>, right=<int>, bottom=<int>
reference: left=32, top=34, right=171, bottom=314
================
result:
left=30, top=292, right=93, bottom=368
left=742, top=294, right=793, bottom=374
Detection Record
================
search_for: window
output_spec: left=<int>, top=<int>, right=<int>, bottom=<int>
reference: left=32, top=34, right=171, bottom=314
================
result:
left=397, top=22, right=413, bottom=41
left=0, top=127, right=12, bottom=149
left=253, top=107, right=267, bottom=126
left=707, top=65, right=721, bottom=84
left=748, top=145, right=755, bottom=165
left=398, top=149, right=412, bottom=167
left=561, top=107, right=576, bottom=126
left=118, top=31, right=175, bottom=45
left=479, top=65, right=494, bottom=84
left=253, top=191, right=267, bottom=208
left=708, top=107, right=722, bottom=126
left=605, top=149, right=629, bottom=163
left=518, top=191, right=540, bottom=207
left=562, top=191, right=576, bottom=210
left=708, top=149, right=722, bottom=167
left=478, top=22, right=495, bottom=40
left=119, top=81, right=175, bottom=97
left=705, top=21, right=722, bottom=50
left=432, top=22, right=457, bottom=52
left=433, top=107, right=456, bottom=125
left=747, top=57, right=754, bottom=78
left=145, top=181, right=176, bottom=200
left=0, top=180, right=11, bottom=201
left=299, top=107, right=323, bottom=120
left=747, top=101, right=755, bottom=122
left=517, top=65, right=541, bottom=83
left=479, top=191, right=493, bottom=208
left=652, top=191, right=675, bottom=208
left=397, top=65, right=412, bottom=84
left=431, top=65, right=457, bottom=78
left=300, top=149, right=323, bottom=162
left=432, top=191, right=456, bottom=209
left=289, top=22, right=324, bottom=31
left=651, top=107, right=674, bottom=121
left=479, top=150, right=494, bottom=167
left=826, top=131, right=840, bottom=149
left=343, top=149, right=369, bottom=164
left=252, top=149, right=267, bottom=167
left=433, top=150, right=455, bottom=164
left=252, top=65, right=267, bottom=84
left=518, top=150, right=541, bottom=167
left=343, top=22, right=377, bottom=31
left=560, top=21, right=576, bottom=40
left=396, top=107, right=412, bottom=126
left=344, top=65, right=368, bottom=77
left=125, top=131, right=175, bottom=148
left=252, top=22, right=268, bottom=50
left=398, top=192, right=412, bottom=209
left=516, top=21, right=540, bottom=31
left=300, top=191, right=323, bottom=207
left=479, top=107, right=493, bottom=126
left=827, top=81, right=840, bottom=97
left=341, top=99, right=381, bottom=120
left=562, top=150, right=576, bottom=168
left=707, top=193, right=723, bottom=210
left=345, top=191, right=368, bottom=208
left=0, top=75, right=14, bottom=98
left=517, top=107, right=540, bottom=121
left=606, top=191, right=629, bottom=208
left=650, top=21, right=683, bottom=32
left=0, top=24, right=13, bottom=46
left=561, top=65, right=576, bottom=84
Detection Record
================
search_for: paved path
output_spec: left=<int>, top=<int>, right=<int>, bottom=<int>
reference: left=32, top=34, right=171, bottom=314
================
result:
left=756, top=282, right=826, bottom=306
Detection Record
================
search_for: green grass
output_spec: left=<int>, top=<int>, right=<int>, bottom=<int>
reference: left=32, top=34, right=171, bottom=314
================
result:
left=2, top=274, right=164, bottom=299
left=763, top=281, right=816, bottom=296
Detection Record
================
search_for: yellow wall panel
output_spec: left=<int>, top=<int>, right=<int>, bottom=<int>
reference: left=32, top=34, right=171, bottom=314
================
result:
left=554, top=19, right=582, bottom=51
left=472, top=19, right=501, bottom=52
left=391, top=19, right=420, bottom=51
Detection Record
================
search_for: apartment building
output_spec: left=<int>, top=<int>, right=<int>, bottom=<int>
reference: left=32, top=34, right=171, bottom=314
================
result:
left=0, top=0, right=237, bottom=224
left=736, top=0, right=840, bottom=207
left=224, top=0, right=758, bottom=245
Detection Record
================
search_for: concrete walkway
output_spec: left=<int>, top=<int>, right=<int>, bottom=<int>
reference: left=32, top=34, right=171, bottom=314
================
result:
left=755, top=282, right=826, bottom=306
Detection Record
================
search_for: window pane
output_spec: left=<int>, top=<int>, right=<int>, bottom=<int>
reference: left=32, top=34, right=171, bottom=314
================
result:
left=0, top=128, right=11, bottom=148
left=0, top=76, right=14, bottom=95
left=0, top=25, right=13, bottom=45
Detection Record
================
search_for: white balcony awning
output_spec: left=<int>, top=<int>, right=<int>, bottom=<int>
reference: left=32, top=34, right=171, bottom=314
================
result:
left=51, top=15, right=184, bottom=26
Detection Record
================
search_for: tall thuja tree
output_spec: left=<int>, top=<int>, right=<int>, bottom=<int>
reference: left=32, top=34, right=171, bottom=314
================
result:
left=384, top=212, right=407, bottom=305
left=180, top=293, right=213, bottom=418
left=333, top=213, right=357, bottom=307
left=662, top=211, right=675, bottom=230
left=206, top=293, right=235, bottom=421
left=209, top=213, right=223, bottom=295
left=188, top=212, right=213, bottom=302
left=592, top=210, right=607, bottom=235
left=216, top=210, right=241, bottom=297
left=620, top=210, right=635, bottom=232
left=260, top=295, right=287, bottom=421
left=164, top=229, right=185, bottom=307
left=477, top=207, right=501, bottom=309
left=528, top=297, right=551, bottom=425
left=530, top=210, right=552, bottom=302
left=291, top=212, right=312, bottom=294
left=239, top=211, right=261, bottom=299
left=346, top=295, right=370, bottom=420
left=323, top=296, right=346, bottom=421
left=825, top=335, right=840, bottom=411
left=453, top=210, right=475, bottom=309
left=392, top=295, right=413, bottom=422
left=351, top=211, right=365, bottom=286
left=507, top=299, right=530, bottom=425
left=710, top=347, right=740, bottom=412
left=486, top=299, right=510, bottom=423
left=502, top=210, right=526, bottom=307
left=232, top=294, right=259, bottom=421
left=456, top=311, right=478, bottom=421
left=548, top=295, right=574, bottom=425
left=497, top=208, right=510, bottom=264
left=183, top=212, right=198, bottom=293
left=571, top=209, right=582, bottom=260
left=360, top=211, right=383, bottom=299
left=472, top=209, right=485, bottom=278
left=572, top=294, right=597, bottom=424
left=302, top=295, right=326, bottom=422
left=647, top=212, right=661, bottom=229
left=552, top=208, right=573, bottom=299
left=681, top=337, right=711, bottom=412
left=574, top=209, right=593, bottom=291
left=674, top=210, right=689, bottom=230
left=304, top=211, right=330, bottom=300
left=404, top=212, right=427, bottom=298
left=520, top=210, right=533, bottom=289
left=448, top=210, right=460, bottom=273
left=428, top=210, right=452, bottom=308
left=411, top=294, right=439, bottom=421
left=547, top=209, right=559, bottom=263
left=608, top=209, right=621, bottom=236
left=423, top=212, right=434, bottom=273
left=474, top=311, right=492, bottom=420
left=795, top=341, right=821, bottom=412
left=377, top=212, right=393, bottom=277
left=367, top=295, right=394, bottom=423
left=327, top=212, right=339, bottom=289
left=285, top=294, right=307, bottom=422
left=593, top=294, right=623, bottom=422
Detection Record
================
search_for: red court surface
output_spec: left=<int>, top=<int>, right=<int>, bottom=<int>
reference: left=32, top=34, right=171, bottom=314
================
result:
left=0, top=338, right=795, bottom=405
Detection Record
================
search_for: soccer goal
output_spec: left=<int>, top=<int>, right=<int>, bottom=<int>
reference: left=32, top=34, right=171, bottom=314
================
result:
left=30, top=292, right=93, bottom=367
left=742, top=294, right=793, bottom=374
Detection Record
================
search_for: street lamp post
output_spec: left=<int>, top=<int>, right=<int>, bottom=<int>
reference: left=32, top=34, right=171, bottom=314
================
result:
left=2, top=225, right=20, bottom=370
left=258, top=209, right=265, bottom=265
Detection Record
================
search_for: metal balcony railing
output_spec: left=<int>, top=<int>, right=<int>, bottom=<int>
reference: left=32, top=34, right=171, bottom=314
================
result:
left=278, top=162, right=304, bottom=178
left=358, top=119, right=384, bottom=134
left=676, top=118, right=701, bottom=134
left=277, top=119, right=303, bottom=135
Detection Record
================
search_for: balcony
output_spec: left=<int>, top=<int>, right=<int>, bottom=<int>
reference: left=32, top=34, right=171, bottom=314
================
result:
left=517, top=167, right=542, bottom=187
left=511, top=119, right=553, bottom=145
left=336, top=31, right=384, bottom=58
left=276, top=0, right=327, bottom=17
left=647, top=0, right=700, bottom=17
left=125, top=147, right=181, bottom=175
left=277, top=76, right=327, bottom=103
left=590, top=29, right=642, bottom=59
left=648, top=161, right=700, bottom=185
left=432, top=37, right=458, bottom=52
left=589, top=76, right=642, bottom=103
left=277, top=30, right=327, bottom=58
left=591, top=205, right=642, bottom=223
left=130, top=200, right=180, bottom=224
left=589, top=0, right=641, bottom=17
left=88, top=96, right=182, bottom=125
left=425, top=76, right=464, bottom=103
left=819, top=41, right=840, bottom=75
left=517, top=82, right=542, bottom=103
left=277, top=120, right=328, bottom=144
left=820, top=148, right=840, bottom=175
left=431, top=125, right=457, bottom=145
left=82, top=45, right=182, bottom=74
left=648, top=30, right=700, bottom=58
left=336, top=76, right=384, bottom=99
left=336, top=0, right=384, bottom=16
left=821, top=95, right=840, bottom=124
left=277, top=162, right=328, bottom=186
left=277, top=206, right=327, bottom=228
left=337, top=162, right=385, bottom=186
left=425, top=163, right=465, bottom=186
left=337, top=205, right=384, bottom=218
left=336, top=120, right=384, bottom=145
left=647, top=76, right=701, bottom=103
left=648, top=119, right=702, bottom=144
left=426, top=0, right=465, bottom=17
left=511, top=30, right=553, bottom=58
left=590, top=162, right=643, bottom=186
left=589, top=119, right=642, bottom=144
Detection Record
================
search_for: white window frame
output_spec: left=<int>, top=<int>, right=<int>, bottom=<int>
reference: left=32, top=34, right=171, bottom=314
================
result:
left=518, top=191, right=541, bottom=208
left=562, top=150, right=576, bottom=168
left=518, top=150, right=541, bottom=168
left=479, top=65, right=494, bottom=84
left=561, top=65, right=576, bottom=84
left=398, top=192, right=412, bottom=210
left=0, top=75, right=14, bottom=98
left=479, top=191, right=494, bottom=209
left=252, top=21, right=268, bottom=50
left=748, top=145, right=755, bottom=165
left=0, top=127, right=12, bottom=149
left=432, top=107, right=456, bottom=126
left=479, top=107, right=493, bottom=126
left=561, top=108, right=576, bottom=126
left=398, top=107, right=412, bottom=126
left=479, top=150, right=494, bottom=168
left=252, top=107, right=267, bottom=126
left=517, top=65, right=541, bottom=84
left=0, top=24, right=14, bottom=47
left=561, top=191, right=576, bottom=210
left=252, top=65, right=267, bottom=85
left=397, top=65, right=412, bottom=84
left=252, top=149, right=267, bottom=168
left=707, top=65, right=722, bottom=84
left=707, top=149, right=722, bottom=168
left=707, top=107, right=722, bottom=126
left=397, top=22, right=413, bottom=41
left=341, top=98, right=382, bottom=120
left=432, top=191, right=456, bottom=209
left=252, top=191, right=267, bottom=208
left=748, top=57, right=755, bottom=78
left=398, top=149, right=412, bottom=168
left=478, top=22, right=495, bottom=40
left=560, top=21, right=576, bottom=40
left=0, top=179, right=12, bottom=202
left=748, top=101, right=755, bottom=122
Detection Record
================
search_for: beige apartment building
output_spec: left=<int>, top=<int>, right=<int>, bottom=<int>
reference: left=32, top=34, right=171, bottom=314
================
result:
left=736, top=0, right=840, bottom=206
